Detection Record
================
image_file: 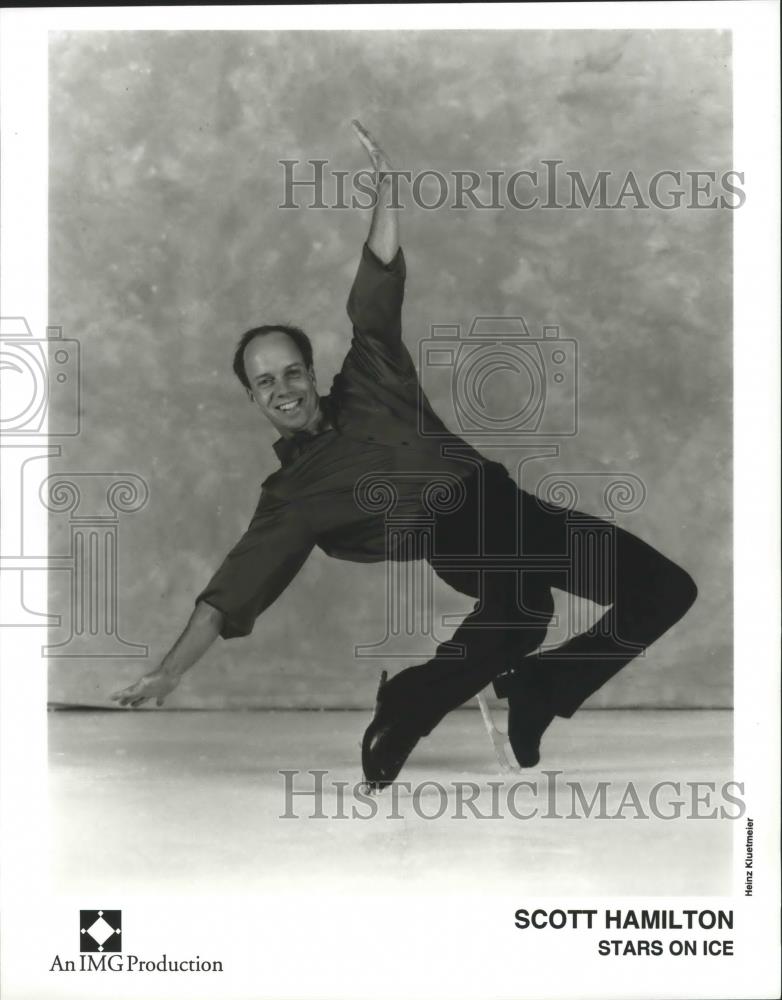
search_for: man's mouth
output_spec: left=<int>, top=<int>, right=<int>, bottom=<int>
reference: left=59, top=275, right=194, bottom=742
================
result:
left=276, top=399, right=302, bottom=414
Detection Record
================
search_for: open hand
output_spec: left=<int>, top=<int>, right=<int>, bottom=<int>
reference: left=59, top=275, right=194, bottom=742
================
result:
left=351, top=119, right=393, bottom=184
left=110, top=666, right=181, bottom=709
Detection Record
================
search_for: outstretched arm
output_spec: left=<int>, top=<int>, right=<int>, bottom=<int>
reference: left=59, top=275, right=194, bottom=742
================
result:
left=111, top=493, right=314, bottom=708
left=111, top=601, right=223, bottom=708
left=351, top=119, right=399, bottom=264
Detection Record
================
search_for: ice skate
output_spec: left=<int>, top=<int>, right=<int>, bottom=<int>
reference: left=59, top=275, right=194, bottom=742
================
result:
left=475, top=691, right=516, bottom=773
left=359, top=670, right=423, bottom=793
left=494, top=664, right=557, bottom=769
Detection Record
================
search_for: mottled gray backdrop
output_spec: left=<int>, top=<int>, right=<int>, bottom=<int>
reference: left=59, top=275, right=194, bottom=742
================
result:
left=48, top=30, right=732, bottom=708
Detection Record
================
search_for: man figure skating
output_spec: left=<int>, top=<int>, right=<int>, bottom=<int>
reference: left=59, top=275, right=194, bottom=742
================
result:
left=112, top=122, right=697, bottom=789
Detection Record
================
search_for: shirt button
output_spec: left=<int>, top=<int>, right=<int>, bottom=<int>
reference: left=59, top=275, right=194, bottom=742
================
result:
left=367, top=435, right=375, bottom=441
left=401, top=441, right=409, bottom=446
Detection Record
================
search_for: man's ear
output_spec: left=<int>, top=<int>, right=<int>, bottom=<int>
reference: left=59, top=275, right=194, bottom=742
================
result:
left=308, top=366, right=317, bottom=386
left=245, top=387, right=255, bottom=403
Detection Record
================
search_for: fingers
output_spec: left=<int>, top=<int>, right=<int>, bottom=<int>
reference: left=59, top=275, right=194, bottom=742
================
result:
left=111, top=673, right=173, bottom=709
left=111, top=689, right=167, bottom=707
left=111, top=687, right=136, bottom=707
left=351, top=119, right=379, bottom=155
left=351, top=118, right=370, bottom=143
left=351, top=120, right=393, bottom=181
left=111, top=681, right=147, bottom=708
left=110, top=688, right=136, bottom=700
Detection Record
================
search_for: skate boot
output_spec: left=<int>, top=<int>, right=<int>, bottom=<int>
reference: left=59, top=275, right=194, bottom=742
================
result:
left=494, top=663, right=557, bottom=769
left=360, top=670, right=424, bottom=793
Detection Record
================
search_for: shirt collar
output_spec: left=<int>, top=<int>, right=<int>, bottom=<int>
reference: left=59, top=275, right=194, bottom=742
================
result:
left=272, top=436, right=296, bottom=466
left=272, top=397, right=334, bottom=467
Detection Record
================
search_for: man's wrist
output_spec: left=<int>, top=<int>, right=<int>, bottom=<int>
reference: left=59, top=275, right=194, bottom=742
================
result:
left=363, top=240, right=403, bottom=271
left=160, top=658, right=185, bottom=680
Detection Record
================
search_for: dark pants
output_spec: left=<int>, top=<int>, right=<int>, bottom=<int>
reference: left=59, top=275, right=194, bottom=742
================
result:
left=381, top=462, right=698, bottom=733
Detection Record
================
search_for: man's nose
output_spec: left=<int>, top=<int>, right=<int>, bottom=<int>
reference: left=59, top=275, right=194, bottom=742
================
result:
left=276, top=378, right=298, bottom=396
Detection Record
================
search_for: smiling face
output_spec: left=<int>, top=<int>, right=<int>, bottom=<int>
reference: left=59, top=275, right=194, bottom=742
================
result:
left=243, top=331, right=321, bottom=437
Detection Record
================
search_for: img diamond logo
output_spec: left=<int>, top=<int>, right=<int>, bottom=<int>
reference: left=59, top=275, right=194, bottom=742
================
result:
left=80, top=910, right=122, bottom=952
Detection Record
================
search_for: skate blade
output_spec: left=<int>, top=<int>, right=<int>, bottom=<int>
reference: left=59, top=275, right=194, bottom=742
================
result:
left=476, top=691, right=516, bottom=773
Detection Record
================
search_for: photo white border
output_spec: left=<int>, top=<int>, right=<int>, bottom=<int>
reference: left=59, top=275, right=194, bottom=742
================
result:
left=1, top=4, right=779, bottom=998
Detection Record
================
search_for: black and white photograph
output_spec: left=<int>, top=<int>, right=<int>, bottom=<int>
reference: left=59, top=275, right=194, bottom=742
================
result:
left=0, top=4, right=779, bottom=999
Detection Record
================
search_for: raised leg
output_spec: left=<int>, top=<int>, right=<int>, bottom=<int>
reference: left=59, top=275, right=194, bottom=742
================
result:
left=521, top=520, right=698, bottom=717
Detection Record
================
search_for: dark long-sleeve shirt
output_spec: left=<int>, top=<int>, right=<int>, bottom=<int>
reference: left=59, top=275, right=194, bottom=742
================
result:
left=196, top=243, right=505, bottom=639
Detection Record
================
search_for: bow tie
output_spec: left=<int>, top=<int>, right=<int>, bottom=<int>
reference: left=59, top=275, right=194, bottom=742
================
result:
left=272, top=403, right=334, bottom=466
